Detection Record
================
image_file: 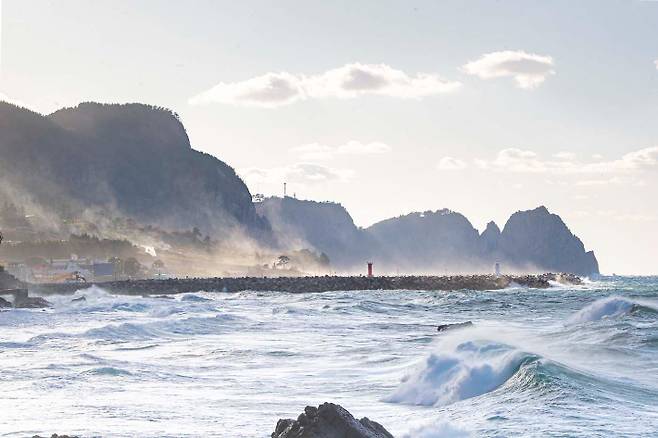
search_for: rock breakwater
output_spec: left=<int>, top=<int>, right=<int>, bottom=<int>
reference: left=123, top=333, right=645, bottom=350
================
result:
left=31, top=273, right=581, bottom=296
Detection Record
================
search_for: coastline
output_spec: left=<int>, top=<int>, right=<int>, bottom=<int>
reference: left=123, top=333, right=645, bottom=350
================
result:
left=28, top=272, right=582, bottom=296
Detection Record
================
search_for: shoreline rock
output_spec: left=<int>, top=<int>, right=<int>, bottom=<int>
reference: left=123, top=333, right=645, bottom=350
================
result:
left=14, top=296, right=52, bottom=309
left=0, top=296, right=12, bottom=308
left=437, top=321, right=473, bottom=332
left=30, top=273, right=583, bottom=297
left=272, top=403, right=394, bottom=438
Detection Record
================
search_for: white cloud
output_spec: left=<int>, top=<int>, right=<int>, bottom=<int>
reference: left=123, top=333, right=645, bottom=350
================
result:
left=305, top=63, right=461, bottom=99
left=188, top=72, right=304, bottom=108
left=291, top=140, right=392, bottom=160
left=290, top=143, right=336, bottom=161
left=583, top=147, right=658, bottom=173
left=437, top=156, right=468, bottom=170
left=239, top=163, right=354, bottom=186
left=484, top=146, right=658, bottom=174
left=190, top=63, right=461, bottom=107
left=655, top=59, right=658, bottom=70
left=574, top=177, right=641, bottom=186
left=443, top=146, right=658, bottom=185
left=336, top=140, right=391, bottom=155
left=462, top=50, right=555, bottom=89
left=554, top=151, right=576, bottom=160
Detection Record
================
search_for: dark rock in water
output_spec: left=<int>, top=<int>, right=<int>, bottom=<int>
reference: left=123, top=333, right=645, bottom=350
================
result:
left=71, top=296, right=87, bottom=303
left=152, top=294, right=175, bottom=300
left=0, top=268, right=26, bottom=290
left=14, top=296, right=51, bottom=309
left=0, top=296, right=12, bottom=308
left=32, top=435, right=79, bottom=438
left=272, top=402, right=394, bottom=438
left=437, top=321, right=474, bottom=332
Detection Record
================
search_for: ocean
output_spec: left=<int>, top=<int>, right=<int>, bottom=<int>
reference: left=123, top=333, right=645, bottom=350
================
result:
left=1, top=277, right=657, bottom=437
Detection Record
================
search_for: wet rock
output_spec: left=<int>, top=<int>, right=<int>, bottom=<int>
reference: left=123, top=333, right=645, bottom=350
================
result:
left=33, top=273, right=583, bottom=296
left=437, top=321, right=473, bottom=332
left=272, top=402, right=394, bottom=438
left=0, top=296, right=12, bottom=308
left=71, top=296, right=87, bottom=303
left=32, top=435, right=79, bottom=438
left=14, top=296, right=51, bottom=309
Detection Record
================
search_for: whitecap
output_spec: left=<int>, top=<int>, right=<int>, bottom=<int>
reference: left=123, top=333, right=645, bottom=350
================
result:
left=385, top=340, right=534, bottom=407
left=402, top=421, right=471, bottom=438
left=567, top=296, right=658, bottom=324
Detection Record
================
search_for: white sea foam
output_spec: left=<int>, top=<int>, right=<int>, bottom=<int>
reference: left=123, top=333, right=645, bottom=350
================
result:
left=2, top=282, right=657, bottom=437
left=385, top=340, right=531, bottom=407
left=402, top=420, right=471, bottom=438
left=568, top=296, right=658, bottom=324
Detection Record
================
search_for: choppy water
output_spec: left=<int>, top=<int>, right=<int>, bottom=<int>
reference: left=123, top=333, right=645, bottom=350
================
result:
left=1, top=277, right=657, bottom=437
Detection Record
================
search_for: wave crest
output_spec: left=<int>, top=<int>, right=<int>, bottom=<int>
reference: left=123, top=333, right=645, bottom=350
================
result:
left=385, top=340, right=537, bottom=407
left=568, top=296, right=658, bottom=324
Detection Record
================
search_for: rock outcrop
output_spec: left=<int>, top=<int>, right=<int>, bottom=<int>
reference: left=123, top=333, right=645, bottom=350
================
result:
left=32, top=273, right=581, bottom=296
left=0, top=101, right=267, bottom=237
left=479, top=221, right=501, bottom=255
left=257, top=197, right=376, bottom=270
left=496, top=206, right=599, bottom=276
left=32, top=435, right=79, bottom=438
left=0, top=266, right=24, bottom=290
left=437, top=321, right=473, bottom=332
left=14, top=295, right=51, bottom=309
left=271, top=403, right=393, bottom=438
left=258, top=197, right=599, bottom=276
left=367, top=209, right=482, bottom=272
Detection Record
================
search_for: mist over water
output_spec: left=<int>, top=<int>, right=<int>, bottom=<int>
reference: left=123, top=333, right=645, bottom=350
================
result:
left=1, top=278, right=657, bottom=437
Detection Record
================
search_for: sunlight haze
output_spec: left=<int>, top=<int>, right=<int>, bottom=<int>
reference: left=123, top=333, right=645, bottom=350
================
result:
left=1, top=0, right=657, bottom=274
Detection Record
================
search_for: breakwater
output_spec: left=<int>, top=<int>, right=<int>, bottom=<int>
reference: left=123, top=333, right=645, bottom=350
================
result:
left=30, top=273, right=581, bottom=296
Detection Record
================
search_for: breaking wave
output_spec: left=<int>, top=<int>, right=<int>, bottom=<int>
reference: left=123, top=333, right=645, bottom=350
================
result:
left=568, top=296, right=658, bottom=324
left=82, top=313, right=243, bottom=341
left=385, top=340, right=538, bottom=407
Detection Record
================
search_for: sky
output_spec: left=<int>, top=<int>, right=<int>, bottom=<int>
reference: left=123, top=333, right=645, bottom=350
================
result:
left=0, top=0, right=657, bottom=274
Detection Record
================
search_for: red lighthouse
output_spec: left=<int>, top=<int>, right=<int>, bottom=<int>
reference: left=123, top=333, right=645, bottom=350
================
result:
left=367, top=262, right=373, bottom=278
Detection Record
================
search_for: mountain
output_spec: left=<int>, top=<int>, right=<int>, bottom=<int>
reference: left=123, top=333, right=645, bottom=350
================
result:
left=257, top=198, right=599, bottom=276
left=255, top=197, right=375, bottom=270
left=366, top=210, right=483, bottom=272
left=494, top=206, right=599, bottom=276
left=0, top=102, right=266, bottom=237
left=479, top=221, right=502, bottom=255
left=0, top=101, right=599, bottom=276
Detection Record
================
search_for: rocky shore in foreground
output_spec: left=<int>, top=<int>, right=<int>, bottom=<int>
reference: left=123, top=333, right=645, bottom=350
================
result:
left=30, top=403, right=391, bottom=438
left=30, top=272, right=581, bottom=297
left=272, top=403, right=394, bottom=438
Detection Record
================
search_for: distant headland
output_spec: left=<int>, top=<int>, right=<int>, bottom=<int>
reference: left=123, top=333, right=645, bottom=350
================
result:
left=0, top=101, right=598, bottom=279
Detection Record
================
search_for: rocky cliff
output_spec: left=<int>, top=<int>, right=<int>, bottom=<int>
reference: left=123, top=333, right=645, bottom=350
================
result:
left=0, top=102, right=266, bottom=237
left=493, top=206, right=599, bottom=276
left=366, top=209, right=483, bottom=272
left=256, top=197, right=376, bottom=270
left=0, top=101, right=599, bottom=276
left=257, top=198, right=599, bottom=276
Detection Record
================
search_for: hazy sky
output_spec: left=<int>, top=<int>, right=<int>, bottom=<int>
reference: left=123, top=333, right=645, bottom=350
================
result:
left=1, top=0, right=657, bottom=274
